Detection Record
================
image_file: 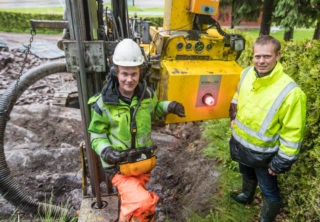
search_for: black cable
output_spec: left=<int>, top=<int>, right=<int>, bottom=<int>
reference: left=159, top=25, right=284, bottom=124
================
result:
left=130, top=80, right=147, bottom=149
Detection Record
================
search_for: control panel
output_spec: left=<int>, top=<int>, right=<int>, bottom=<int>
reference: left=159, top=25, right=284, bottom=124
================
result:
left=176, top=41, right=214, bottom=53
left=189, top=0, right=220, bottom=16
left=196, top=75, right=221, bottom=107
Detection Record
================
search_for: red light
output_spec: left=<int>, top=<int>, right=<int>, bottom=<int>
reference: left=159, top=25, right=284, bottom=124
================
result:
left=203, top=94, right=215, bottom=106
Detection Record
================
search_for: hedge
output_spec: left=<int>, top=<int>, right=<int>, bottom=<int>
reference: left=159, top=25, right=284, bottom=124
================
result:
left=237, top=38, right=320, bottom=221
left=0, top=11, right=63, bottom=33
left=143, top=16, right=163, bottom=27
left=0, top=11, right=163, bottom=33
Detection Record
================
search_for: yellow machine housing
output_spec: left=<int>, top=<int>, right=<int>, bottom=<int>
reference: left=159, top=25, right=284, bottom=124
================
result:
left=163, top=0, right=193, bottom=30
left=189, top=0, right=220, bottom=15
left=146, top=0, right=244, bottom=124
left=161, top=60, right=241, bottom=123
left=148, top=27, right=242, bottom=123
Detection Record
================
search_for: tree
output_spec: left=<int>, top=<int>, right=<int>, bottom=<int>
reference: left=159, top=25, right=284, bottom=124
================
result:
left=301, top=0, right=320, bottom=39
left=231, top=0, right=236, bottom=29
left=259, top=0, right=276, bottom=35
left=273, top=0, right=299, bottom=41
left=314, top=21, right=320, bottom=39
left=218, top=0, right=234, bottom=28
left=218, top=0, right=262, bottom=29
left=274, top=0, right=320, bottom=40
left=231, top=0, right=262, bottom=27
left=283, top=27, right=294, bottom=41
left=312, top=0, right=320, bottom=39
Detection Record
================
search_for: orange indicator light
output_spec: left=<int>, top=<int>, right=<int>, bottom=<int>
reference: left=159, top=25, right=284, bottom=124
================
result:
left=203, top=93, right=215, bottom=106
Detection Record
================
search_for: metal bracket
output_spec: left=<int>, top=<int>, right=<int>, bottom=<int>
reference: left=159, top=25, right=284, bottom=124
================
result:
left=30, top=19, right=69, bottom=30
left=142, top=20, right=151, bottom=44
left=63, top=40, right=106, bottom=72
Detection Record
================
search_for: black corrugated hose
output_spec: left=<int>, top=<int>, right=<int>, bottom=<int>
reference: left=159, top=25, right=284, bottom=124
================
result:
left=0, top=62, right=76, bottom=221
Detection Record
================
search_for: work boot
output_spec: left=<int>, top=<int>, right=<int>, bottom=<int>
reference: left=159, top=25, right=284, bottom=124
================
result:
left=260, top=198, right=282, bottom=222
left=230, top=177, right=257, bottom=204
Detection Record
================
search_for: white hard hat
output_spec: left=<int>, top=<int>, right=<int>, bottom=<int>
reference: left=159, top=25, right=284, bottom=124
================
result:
left=113, top=38, right=144, bottom=66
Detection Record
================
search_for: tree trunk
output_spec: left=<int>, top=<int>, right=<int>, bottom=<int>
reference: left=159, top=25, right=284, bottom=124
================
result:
left=284, top=27, right=294, bottom=41
left=313, top=21, right=320, bottom=40
left=260, top=0, right=274, bottom=35
left=230, top=0, right=235, bottom=29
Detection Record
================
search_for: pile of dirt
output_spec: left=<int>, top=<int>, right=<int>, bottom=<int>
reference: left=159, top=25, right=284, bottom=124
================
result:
left=0, top=48, right=76, bottom=106
left=150, top=123, right=220, bottom=221
left=0, top=47, right=83, bottom=219
left=0, top=39, right=219, bottom=221
left=4, top=104, right=84, bottom=214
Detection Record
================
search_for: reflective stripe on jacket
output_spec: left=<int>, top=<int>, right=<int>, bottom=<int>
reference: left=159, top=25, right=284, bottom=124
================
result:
left=88, top=81, right=170, bottom=168
left=231, top=62, right=307, bottom=173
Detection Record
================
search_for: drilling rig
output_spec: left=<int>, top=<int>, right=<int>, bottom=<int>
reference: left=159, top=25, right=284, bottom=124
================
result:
left=0, top=0, right=245, bottom=221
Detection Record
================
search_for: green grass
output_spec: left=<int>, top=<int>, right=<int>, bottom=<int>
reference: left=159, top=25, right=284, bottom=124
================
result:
left=104, top=3, right=163, bottom=12
left=0, top=5, right=164, bottom=14
left=0, top=27, right=62, bottom=35
left=186, top=118, right=260, bottom=222
left=133, top=7, right=164, bottom=12
left=7, top=194, right=78, bottom=222
left=0, top=5, right=163, bottom=23
left=0, top=7, right=64, bottom=14
left=2, top=6, right=314, bottom=40
left=242, top=28, right=314, bottom=41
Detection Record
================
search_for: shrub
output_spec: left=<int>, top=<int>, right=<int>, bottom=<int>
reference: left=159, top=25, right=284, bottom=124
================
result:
left=0, top=11, right=162, bottom=34
left=0, top=11, right=63, bottom=34
left=142, top=16, right=163, bottom=27
left=278, top=40, right=320, bottom=220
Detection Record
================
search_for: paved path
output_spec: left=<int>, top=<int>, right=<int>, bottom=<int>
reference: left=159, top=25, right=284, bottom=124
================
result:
left=0, top=32, right=64, bottom=59
left=0, top=0, right=64, bottom=8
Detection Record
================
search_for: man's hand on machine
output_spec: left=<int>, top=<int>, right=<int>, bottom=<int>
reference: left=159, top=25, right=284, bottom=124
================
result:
left=101, top=147, right=127, bottom=164
left=168, top=101, right=186, bottom=117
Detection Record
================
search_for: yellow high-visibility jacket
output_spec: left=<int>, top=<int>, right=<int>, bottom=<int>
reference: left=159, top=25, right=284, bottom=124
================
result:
left=230, top=62, right=307, bottom=173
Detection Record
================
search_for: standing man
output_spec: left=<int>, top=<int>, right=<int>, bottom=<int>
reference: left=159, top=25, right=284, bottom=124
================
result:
left=229, top=35, right=306, bottom=222
left=88, top=39, right=185, bottom=222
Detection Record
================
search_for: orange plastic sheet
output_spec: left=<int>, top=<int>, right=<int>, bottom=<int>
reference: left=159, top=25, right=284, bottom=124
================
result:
left=112, top=173, right=159, bottom=222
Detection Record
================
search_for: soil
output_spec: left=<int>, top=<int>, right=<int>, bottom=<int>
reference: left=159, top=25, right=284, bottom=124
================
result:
left=0, top=32, right=219, bottom=221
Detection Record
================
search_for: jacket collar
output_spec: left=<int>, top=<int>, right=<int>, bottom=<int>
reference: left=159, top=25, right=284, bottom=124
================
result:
left=101, top=79, right=146, bottom=105
left=252, top=62, right=283, bottom=90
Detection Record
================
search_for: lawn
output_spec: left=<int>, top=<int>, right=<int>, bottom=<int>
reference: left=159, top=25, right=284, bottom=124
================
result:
left=0, top=6, right=315, bottom=40
left=0, top=4, right=164, bottom=14
left=0, top=7, right=64, bottom=14
left=242, top=28, right=315, bottom=41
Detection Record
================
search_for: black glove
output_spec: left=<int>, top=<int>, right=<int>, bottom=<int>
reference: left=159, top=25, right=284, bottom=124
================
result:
left=229, top=102, right=237, bottom=120
left=101, top=147, right=126, bottom=164
left=168, top=101, right=185, bottom=117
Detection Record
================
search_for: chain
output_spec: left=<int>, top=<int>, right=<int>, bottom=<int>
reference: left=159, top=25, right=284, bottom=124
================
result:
left=1, top=28, right=36, bottom=118
left=14, top=28, right=36, bottom=93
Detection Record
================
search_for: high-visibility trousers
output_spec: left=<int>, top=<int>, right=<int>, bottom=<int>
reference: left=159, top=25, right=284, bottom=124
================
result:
left=112, top=173, right=159, bottom=222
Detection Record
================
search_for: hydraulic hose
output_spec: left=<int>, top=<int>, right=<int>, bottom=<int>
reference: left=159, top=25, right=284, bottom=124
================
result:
left=0, top=62, right=75, bottom=220
left=210, top=17, right=230, bottom=39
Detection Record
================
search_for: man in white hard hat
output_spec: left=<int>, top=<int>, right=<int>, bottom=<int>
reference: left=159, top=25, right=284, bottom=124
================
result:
left=88, top=38, right=185, bottom=221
